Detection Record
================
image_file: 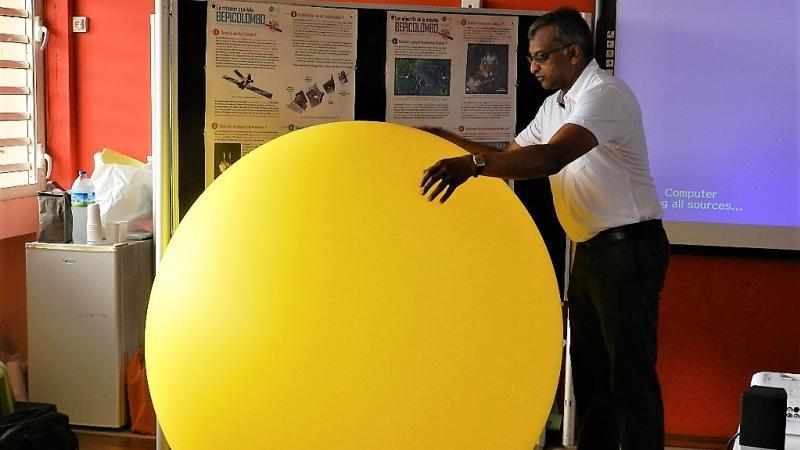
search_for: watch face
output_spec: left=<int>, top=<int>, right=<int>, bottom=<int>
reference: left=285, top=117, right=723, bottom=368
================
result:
left=472, top=153, right=486, bottom=177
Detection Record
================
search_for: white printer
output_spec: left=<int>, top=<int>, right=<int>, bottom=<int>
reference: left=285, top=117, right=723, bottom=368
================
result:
left=735, top=372, right=800, bottom=450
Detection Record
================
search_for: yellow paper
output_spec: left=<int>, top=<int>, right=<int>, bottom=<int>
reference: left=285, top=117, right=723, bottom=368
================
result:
left=100, top=148, right=145, bottom=167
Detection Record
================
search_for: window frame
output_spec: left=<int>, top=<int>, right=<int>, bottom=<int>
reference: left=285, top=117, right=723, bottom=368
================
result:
left=0, top=0, right=47, bottom=201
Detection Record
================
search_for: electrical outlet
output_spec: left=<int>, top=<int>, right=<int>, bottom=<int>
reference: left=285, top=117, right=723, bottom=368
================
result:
left=461, top=0, right=482, bottom=8
left=72, top=16, right=88, bottom=33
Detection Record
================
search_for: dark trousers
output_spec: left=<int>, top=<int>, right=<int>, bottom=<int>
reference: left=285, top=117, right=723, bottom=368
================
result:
left=567, top=220, right=670, bottom=450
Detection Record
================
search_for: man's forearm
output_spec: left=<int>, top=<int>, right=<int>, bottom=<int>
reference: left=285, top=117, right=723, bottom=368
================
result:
left=480, top=122, right=599, bottom=180
left=431, top=129, right=504, bottom=155
left=481, top=144, right=566, bottom=180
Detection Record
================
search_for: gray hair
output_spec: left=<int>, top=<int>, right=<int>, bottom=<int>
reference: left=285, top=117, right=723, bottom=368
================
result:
left=528, top=8, right=593, bottom=62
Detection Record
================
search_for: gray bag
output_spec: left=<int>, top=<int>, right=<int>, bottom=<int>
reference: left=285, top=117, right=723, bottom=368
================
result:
left=36, top=189, right=72, bottom=243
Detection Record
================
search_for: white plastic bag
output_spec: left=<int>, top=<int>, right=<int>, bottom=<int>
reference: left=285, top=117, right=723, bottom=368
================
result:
left=91, top=150, right=153, bottom=235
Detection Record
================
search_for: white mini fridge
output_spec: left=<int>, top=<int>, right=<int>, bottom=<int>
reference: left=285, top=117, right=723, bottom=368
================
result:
left=26, top=240, right=154, bottom=427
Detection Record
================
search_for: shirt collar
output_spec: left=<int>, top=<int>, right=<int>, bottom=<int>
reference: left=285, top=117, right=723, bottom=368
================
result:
left=558, top=59, right=600, bottom=107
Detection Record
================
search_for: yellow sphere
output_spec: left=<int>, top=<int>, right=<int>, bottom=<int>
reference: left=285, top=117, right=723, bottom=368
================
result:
left=146, top=121, right=561, bottom=450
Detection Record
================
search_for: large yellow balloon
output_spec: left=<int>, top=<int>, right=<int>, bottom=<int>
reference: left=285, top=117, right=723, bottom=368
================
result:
left=146, top=121, right=561, bottom=450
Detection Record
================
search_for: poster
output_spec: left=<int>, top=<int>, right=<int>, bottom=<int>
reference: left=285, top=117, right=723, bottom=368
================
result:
left=386, top=11, right=518, bottom=149
left=205, top=1, right=357, bottom=184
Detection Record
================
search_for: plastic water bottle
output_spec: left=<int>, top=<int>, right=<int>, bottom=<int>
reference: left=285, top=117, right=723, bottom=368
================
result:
left=70, top=170, right=95, bottom=244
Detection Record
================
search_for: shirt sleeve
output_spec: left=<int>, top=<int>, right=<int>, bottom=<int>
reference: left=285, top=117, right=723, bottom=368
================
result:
left=566, top=84, right=634, bottom=146
left=514, top=103, right=545, bottom=146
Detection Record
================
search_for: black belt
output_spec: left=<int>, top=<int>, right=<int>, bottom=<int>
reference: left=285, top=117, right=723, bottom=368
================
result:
left=579, top=219, right=663, bottom=247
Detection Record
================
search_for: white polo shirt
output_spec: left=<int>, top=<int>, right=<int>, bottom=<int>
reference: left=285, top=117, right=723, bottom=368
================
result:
left=515, top=59, right=662, bottom=242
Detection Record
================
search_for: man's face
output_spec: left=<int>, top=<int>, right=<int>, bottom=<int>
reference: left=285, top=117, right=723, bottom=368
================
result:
left=528, top=25, right=574, bottom=91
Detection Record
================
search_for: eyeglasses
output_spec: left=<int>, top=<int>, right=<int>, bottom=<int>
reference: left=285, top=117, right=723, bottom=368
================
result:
left=526, top=43, right=573, bottom=65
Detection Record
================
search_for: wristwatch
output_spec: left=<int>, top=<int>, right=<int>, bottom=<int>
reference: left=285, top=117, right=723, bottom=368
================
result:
left=471, top=153, right=486, bottom=177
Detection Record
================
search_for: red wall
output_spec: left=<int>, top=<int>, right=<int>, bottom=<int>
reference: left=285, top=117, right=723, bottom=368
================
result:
left=659, top=252, right=800, bottom=437
left=73, top=0, right=153, bottom=170
left=47, top=0, right=154, bottom=187
left=0, top=234, right=35, bottom=358
left=0, top=0, right=794, bottom=441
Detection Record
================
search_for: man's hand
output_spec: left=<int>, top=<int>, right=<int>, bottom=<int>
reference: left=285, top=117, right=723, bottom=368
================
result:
left=420, top=155, right=474, bottom=203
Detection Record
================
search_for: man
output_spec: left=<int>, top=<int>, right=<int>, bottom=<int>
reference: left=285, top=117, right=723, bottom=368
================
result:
left=420, top=8, right=669, bottom=450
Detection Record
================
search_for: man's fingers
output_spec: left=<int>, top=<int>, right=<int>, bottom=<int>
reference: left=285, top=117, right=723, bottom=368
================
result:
left=420, top=168, right=432, bottom=189
left=439, top=184, right=456, bottom=203
left=421, top=179, right=432, bottom=196
left=420, top=162, right=441, bottom=187
left=427, top=179, right=447, bottom=202
left=421, top=172, right=440, bottom=195
left=421, top=163, right=445, bottom=194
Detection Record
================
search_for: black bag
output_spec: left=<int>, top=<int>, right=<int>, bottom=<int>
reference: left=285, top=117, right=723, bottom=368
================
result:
left=36, top=184, right=72, bottom=243
left=0, top=402, right=78, bottom=450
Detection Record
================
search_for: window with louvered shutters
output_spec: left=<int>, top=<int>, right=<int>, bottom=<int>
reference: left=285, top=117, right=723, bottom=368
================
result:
left=0, top=0, right=46, bottom=199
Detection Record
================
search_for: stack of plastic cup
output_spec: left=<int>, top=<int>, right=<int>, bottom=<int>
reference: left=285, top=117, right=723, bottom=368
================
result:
left=86, top=203, right=103, bottom=244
